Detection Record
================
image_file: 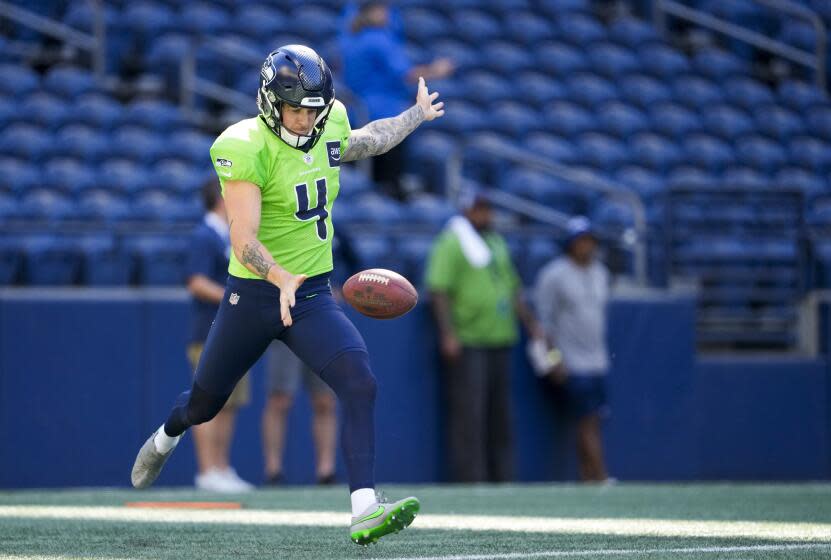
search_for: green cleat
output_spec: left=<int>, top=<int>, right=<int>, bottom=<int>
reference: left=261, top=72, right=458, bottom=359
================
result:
left=350, top=496, right=420, bottom=546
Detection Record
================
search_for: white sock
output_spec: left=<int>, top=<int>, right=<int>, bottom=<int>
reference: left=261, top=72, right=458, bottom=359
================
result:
left=351, top=488, right=377, bottom=516
left=153, top=424, right=181, bottom=454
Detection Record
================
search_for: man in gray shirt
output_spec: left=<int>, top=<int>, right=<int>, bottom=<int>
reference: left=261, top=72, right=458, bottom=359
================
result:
left=534, top=217, right=610, bottom=482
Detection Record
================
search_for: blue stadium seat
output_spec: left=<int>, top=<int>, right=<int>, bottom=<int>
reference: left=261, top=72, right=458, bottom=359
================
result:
left=479, top=0, right=532, bottom=14
left=683, top=134, right=736, bottom=172
left=128, top=235, right=188, bottom=286
left=776, top=167, right=827, bottom=197
left=462, top=71, right=512, bottom=105
left=77, top=190, right=132, bottom=223
left=482, top=42, right=535, bottom=74
left=754, top=104, right=804, bottom=141
left=20, top=236, right=79, bottom=285
left=538, top=0, right=590, bottom=16
left=123, top=1, right=178, bottom=36
left=524, top=133, right=579, bottom=164
left=674, top=75, right=724, bottom=109
left=76, top=235, right=133, bottom=285
left=577, top=133, right=629, bottom=172
left=73, top=93, right=123, bottom=130
left=0, top=191, right=20, bottom=220
left=452, top=10, right=502, bottom=43
left=630, top=133, right=682, bottom=172
left=55, top=125, right=112, bottom=162
left=615, top=165, right=664, bottom=199
left=338, top=165, right=375, bottom=197
left=290, top=5, right=340, bottom=41
left=542, top=101, right=595, bottom=137
left=0, top=64, right=39, bottom=96
left=500, top=168, right=587, bottom=214
left=407, top=194, right=455, bottom=226
left=351, top=193, right=406, bottom=223
left=519, top=72, right=567, bottom=106
left=505, top=12, right=556, bottom=44
left=0, top=157, right=41, bottom=196
left=555, top=14, right=605, bottom=45
left=806, top=106, right=831, bottom=141
left=397, top=234, right=435, bottom=286
left=701, top=104, right=754, bottom=141
left=234, top=4, right=287, bottom=41
left=44, top=158, right=97, bottom=195
left=22, top=92, right=70, bottom=129
left=667, top=166, right=717, bottom=189
left=566, top=73, right=617, bottom=108
left=724, top=77, right=775, bottom=109
left=168, top=130, right=214, bottom=164
left=0, top=95, right=16, bottom=125
left=789, top=136, right=831, bottom=172
left=735, top=136, right=787, bottom=174
left=98, top=158, right=150, bottom=195
left=181, top=2, right=229, bottom=35
left=608, top=17, right=660, bottom=48
left=522, top=237, right=559, bottom=284
left=461, top=133, right=510, bottom=184
left=20, top=189, right=76, bottom=222
left=112, top=126, right=161, bottom=164
left=779, top=19, right=816, bottom=52
left=352, top=234, right=400, bottom=271
left=489, top=103, right=544, bottom=137
left=133, top=190, right=195, bottom=223
left=592, top=199, right=635, bottom=229
left=403, top=8, right=451, bottom=42
left=777, top=80, right=827, bottom=111
left=649, top=102, right=701, bottom=139
left=0, top=235, right=20, bottom=284
left=723, top=166, right=770, bottom=189
left=637, top=44, right=690, bottom=78
left=619, top=74, right=672, bottom=108
left=0, top=124, right=51, bottom=162
left=693, top=48, right=746, bottom=80
left=597, top=102, right=648, bottom=138
left=43, top=66, right=96, bottom=98
left=123, top=99, right=186, bottom=131
left=431, top=39, right=479, bottom=72
left=588, top=43, right=640, bottom=78
left=145, top=32, right=192, bottom=79
left=535, top=41, right=589, bottom=75
left=432, top=101, right=486, bottom=134
left=152, top=159, right=206, bottom=196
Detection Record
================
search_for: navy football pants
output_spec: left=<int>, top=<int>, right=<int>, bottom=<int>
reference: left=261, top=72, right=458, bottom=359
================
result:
left=165, top=273, right=376, bottom=491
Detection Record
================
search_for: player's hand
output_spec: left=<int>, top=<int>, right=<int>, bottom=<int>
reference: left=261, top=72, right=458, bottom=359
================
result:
left=277, top=272, right=308, bottom=327
left=440, top=332, right=462, bottom=364
left=416, top=77, right=444, bottom=121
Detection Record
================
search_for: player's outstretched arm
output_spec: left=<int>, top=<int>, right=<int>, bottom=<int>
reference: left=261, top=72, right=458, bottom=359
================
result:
left=342, top=77, right=445, bottom=162
left=224, top=180, right=307, bottom=326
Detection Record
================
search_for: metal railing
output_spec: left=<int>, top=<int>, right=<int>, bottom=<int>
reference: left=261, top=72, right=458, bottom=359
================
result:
left=798, top=290, right=831, bottom=355
left=446, top=138, right=648, bottom=285
left=654, top=0, right=827, bottom=90
left=0, top=0, right=106, bottom=79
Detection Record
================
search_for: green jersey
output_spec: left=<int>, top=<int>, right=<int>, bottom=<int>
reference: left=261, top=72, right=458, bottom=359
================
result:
left=209, top=100, right=351, bottom=279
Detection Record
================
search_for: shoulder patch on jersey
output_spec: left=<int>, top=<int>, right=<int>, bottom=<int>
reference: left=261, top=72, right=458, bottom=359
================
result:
left=326, top=140, right=341, bottom=167
left=215, top=158, right=232, bottom=168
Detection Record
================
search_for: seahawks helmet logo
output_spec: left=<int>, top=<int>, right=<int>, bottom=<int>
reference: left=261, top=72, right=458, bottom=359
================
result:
left=261, top=57, right=276, bottom=85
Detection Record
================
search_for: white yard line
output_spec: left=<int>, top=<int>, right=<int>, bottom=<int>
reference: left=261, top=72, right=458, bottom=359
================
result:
left=0, top=505, right=829, bottom=543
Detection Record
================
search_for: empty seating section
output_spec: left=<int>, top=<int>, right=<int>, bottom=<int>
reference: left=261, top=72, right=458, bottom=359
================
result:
left=1, top=0, right=830, bottom=348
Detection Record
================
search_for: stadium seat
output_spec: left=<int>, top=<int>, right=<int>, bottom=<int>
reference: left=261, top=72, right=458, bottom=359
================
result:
left=504, top=11, right=556, bottom=44
left=779, top=19, right=816, bottom=52
left=0, top=235, right=20, bottom=284
left=542, top=101, right=596, bottom=137
left=735, top=136, right=787, bottom=174
left=776, top=167, right=827, bottom=197
left=98, top=158, right=150, bottom=195
left=0, top=157, right=41, bottom=196
left=481, top=42, right=536, bottom=74
left=43, top=66, right=96, bottom=98
left=519, top=72, right=567, bottom=107
left=290, top=5, right=340, bottom=41
left=396, top=234, right=435, bottom=286
left=461, top=133, right=510, bottom=184
left=112, top=126, right=162, bottom=164
left=54, top=125, right=112, bottom=163
left=352, top=193, right=406, bottom=223
left=402, top=8, right=451, bottom=42
left=535, top=41, right=589, bottom=75
left=538, top=0, right=590, bottom=16
left=123, top=1, right=178, bottom=36
left=76, top=235, right=133, bottom=285
left=630, top=133, right=683, bottom=172
left=432, top=101, right=487, bottom=134
left=145, top=32, right=192, bottom=79
left=667, top=166, right=717, bottom=190
left=577, top=133, right=629, bottom=172
left=592, top=199, right=635, bottom=229
left=77, top=190, right=132, bottom=223
left=19, top=236, right=79, bottom=285
left=524, top=133, right=579, bottom=165
left=133, top=190, right=195, bottom=223
left=588, top=43, right=640, bottom=79
left=352, top=234, right=400, bottom=271
left=20, top=189, right=76, bottom=222
left=789, top=136, right=831, bottom=172
left=806, top=106, right=831, bottom=141
left=619, top=74, right=673, bottom=108
left=0, top=64, right=39, bottom=96
left=73, top=93, right=123, bottom=130
left=777, top=80, right=827, bottom=111
left=151, top=159, right=206, bottom=196
left=597, top=102, right=649, bottom=139
left=754, top=104, right=804, bottom=141
left=555, top=13, right=605, bottom=45
left=637, top=44, right=690, bottom=78
left=701, top=105, right=755, bottom=141
left=44, top=158, right=97, bottom=195
left=649, top=102, right=701, bottom=139
left=674, top=75, right=724, bottom=109
left=431, top=39, right=479, bottom=72
left=128, top=235, right=188, bottom=285
left=566, top=73, right=617, bottom=108
left=693, top=48, right=746, bottom=80
left=234, top=4, right=287, bottom=41
left=723, top=166, right=770, bottom=189
left=724, top=77, right=775, bottom=109
left=0, top=124, right=51, bottom=162
left=338, top=165, right=375, bottom=197
left=0, top=95, right=16, bottom=126
left=168, top=130, right=214, bottom=164
left=22, top=92, right=70, bottom=129
left=500, top=167, right=587, bottom=214
left=452, top=9, right=502, bottom=44
left=123, top=99, right=186, bottom=131
left=181, top=2, right=229, bottom=35
left=407, top=194, right=456, bottom=226
left=462, top=71, right=512, bottom=105
left=608, top=17, right=660, bottom=48
left=615, top=165, right=664, bottom=199
left=489, top=103, right=545, bottom=137
left=683, top=134, right=736, bottom=173
left=0, top=191, right=19, bottom=220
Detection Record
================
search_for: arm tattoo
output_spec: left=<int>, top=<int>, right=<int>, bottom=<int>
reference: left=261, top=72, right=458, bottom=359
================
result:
left=342, top=105, right=425, bottom=162
left=241, top=240, right=275, bottom=279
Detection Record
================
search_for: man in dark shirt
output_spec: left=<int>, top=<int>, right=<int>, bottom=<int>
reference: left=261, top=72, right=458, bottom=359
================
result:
left=185, top=180, right=253, bottom=492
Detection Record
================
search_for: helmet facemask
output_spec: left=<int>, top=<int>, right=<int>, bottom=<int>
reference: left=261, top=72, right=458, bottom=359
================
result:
left=257, top=87, right=333, bottom=151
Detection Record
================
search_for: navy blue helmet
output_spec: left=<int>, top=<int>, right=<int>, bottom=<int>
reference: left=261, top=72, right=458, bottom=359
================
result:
left=257, top=44, right=335, bottom=151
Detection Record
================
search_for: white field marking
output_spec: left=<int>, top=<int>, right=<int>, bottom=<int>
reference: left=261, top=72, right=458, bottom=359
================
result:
left=0, top=506, right=829, bottom=542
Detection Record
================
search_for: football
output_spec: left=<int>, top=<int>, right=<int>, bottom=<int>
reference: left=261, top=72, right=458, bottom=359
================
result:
left=342, top=268, right=418, bottom=319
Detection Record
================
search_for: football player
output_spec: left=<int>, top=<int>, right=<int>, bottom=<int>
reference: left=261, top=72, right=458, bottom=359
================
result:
left=131, top=44, right=444, bottom=545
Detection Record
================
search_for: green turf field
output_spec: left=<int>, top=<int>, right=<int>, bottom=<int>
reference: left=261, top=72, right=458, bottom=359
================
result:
left=0, top=484, right=829, bottom=559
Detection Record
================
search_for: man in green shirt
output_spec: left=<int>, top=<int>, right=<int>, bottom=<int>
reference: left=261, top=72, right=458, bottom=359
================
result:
left=426, top=192, right=543, bottom=482
left=131, top=44, right=444, bottom=545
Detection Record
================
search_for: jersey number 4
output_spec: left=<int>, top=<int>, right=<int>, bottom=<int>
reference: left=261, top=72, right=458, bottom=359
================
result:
left=294, top=178, right=328, bottom=241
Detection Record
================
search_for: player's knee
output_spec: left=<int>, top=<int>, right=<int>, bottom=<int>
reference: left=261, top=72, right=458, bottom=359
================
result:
left=322, top=350, right=376, bottom=403
left=186, top=384, right=229, bottom=426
